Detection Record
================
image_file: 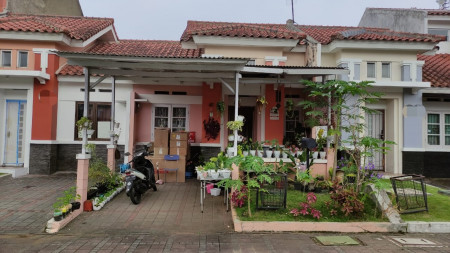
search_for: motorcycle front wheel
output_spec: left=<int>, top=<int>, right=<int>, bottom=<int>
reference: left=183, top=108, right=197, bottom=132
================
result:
left=150, top=174, right=157, bottom=191
left=129, top=184, right=142, bottom=205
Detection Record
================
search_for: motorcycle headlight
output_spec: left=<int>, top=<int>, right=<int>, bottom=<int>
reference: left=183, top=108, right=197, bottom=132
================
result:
left=127, top=182, right=132, bottom=186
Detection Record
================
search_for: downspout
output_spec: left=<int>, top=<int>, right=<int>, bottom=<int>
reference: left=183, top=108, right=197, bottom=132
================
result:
left=233, top=72, right=240, bottom=155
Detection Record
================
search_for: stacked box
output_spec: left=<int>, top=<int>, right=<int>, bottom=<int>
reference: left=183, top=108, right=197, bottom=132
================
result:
left=154, top=128, right=170, bottom=156
left=169, top=132, right=190, bottom=158
left=150, top=155, right=186, bottom=183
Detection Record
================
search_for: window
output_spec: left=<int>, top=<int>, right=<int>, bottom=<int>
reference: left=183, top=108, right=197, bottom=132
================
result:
left=428, top=28, right=449, bottom=41
left=1, top=51, right=11, bottom=67
left=152, top=105, right=189, bottom=136
left=381, top=63, right=390, bottom=78
left=18, top=51, right=28, bottom=68
left=353, top=63, right=361, bottom=80
left=284, top=109, right=301, bottom=145
left=75, top=102, right=111, bottom=140
left=367, top=62, right=376, bottom=78
left=427, top=113, right=450, bottom=147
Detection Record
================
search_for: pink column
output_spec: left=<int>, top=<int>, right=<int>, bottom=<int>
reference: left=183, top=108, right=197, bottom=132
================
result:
left=326, top=148, right=336, bottom=180
left=107, top=145, right=116, bottom=172
left=76, top=154, right=90, bottom=206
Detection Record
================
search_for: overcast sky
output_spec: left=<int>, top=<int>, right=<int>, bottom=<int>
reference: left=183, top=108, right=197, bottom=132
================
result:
left=79, top=0, right=441, bottom=41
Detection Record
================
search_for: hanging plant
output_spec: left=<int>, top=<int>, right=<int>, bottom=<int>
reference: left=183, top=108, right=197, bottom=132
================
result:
left=203, top=117, right=220, bottom=140
left=256, top=96, right=268, bottom=114
left=226, top=120, right=244, bottom=131
left=286, top=99, right=294, bottom=118
left=216, top=101, right=225, bottom=116
left=76, top=117, right=93, bottom=132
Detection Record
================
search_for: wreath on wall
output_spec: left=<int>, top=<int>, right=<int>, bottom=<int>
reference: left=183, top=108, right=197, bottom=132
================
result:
left=203, top=117, right=220, bottom=140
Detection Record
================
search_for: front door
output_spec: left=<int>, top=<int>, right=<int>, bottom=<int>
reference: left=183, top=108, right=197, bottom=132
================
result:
left=3, top=100, right=27, bottom=166
left=366, top=110, right=385, bottom=171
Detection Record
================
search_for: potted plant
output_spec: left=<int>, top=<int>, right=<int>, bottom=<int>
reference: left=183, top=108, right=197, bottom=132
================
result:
left=256, top=141, right=264, bottom=158
left=265, top=140, right=273, bottom=158
left=196, top=166, right=207, bottom=180
left=76, top=116, right=94, bottom=137
left=226, top=120, right=244, bottom=132
left=216, top=101, right=225, bottom=116
left=316, top=128, right=327, bottom=159
left=271, top=139, right=282, bottom=158
left=52, top=200, right=63, bottom=221
left=256, top=96, right=268, bottom=113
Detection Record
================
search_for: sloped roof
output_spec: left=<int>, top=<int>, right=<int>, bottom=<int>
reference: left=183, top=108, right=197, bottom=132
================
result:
left=181, top=20, right=306, bottom=42
left=0, top=13, right=115, bottom=41
left=418, top=54, right=450, bottom=88
left=427, top=9, right=450, bottom=16
left=86, top=40, right=203, bottom=58
left=181, top=21, right=445, bottom=45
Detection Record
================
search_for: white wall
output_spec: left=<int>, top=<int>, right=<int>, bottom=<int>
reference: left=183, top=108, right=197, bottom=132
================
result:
left=57, top=79, right=132, bottom=146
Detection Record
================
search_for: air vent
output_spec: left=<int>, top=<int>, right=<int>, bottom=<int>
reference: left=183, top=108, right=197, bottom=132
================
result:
left=98, top=89, right=112, bottom=93
left=80, top=88, right=95, bottom=92
left=155, top=91, right=170, bottom=95
left=172, top=91, right=187, bottom=95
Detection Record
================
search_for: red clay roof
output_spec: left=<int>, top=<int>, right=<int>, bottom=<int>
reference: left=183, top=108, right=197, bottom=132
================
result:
left=181, top=21, right=445, bottom=45
left=427, top=9, right=450, bottom=16
left=85, top=40, right=203, bottom=58
left=0, top=13, right=114, bottom=41
left=57, top=65, right=83, bottom=76
left=181, top=20, right=306, bottom=42
left=418, top=54, right=450, bottom=88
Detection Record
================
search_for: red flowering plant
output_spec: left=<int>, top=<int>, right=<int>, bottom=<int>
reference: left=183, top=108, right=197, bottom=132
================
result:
left=231, top=185, right=248, bottom=208
left=290, top=192, right=322, bottom=220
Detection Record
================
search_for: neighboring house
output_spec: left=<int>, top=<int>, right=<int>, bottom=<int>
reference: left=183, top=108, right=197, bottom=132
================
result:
left=57, top=20, right=443, bottom=177
left=359, top=8, right=450, bottom=177
left=0, top=13, right=117, bottom=175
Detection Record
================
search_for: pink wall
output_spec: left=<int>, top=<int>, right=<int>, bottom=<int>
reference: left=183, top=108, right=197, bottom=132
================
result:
left=189, top=104, right=202, bottom=143
left=135, top=103, right=151, bottom=143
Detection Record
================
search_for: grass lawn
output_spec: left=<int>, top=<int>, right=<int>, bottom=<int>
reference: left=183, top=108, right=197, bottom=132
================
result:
left=235, top=187, right=387, bottom=222
left=377, top=179, right=450, bottom=222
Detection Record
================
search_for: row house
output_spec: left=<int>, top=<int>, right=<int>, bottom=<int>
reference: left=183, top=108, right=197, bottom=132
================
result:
left=0, top=11, right=447, bottom=178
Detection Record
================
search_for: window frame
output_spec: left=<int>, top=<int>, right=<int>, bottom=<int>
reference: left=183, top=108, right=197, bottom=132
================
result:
left=17, top=51, right=28, bottom=68
left=426, top=111, right=450, bottom=150
left=1, top=50, right=12, bottom=67
left=151, top=104, right=189, bottom=141
left=381, top=62, right=391, bottom=79
left=74, top=102, right=112, bottom=141
left=367, top=62, right=376, bottom=79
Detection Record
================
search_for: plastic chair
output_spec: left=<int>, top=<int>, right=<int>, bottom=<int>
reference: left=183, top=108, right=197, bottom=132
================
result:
left=162, top=155, right=179, bottom=182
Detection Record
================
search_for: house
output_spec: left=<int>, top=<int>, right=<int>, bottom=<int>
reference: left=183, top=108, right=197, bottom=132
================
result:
left=0, top=13, right=117, bottom=176
left=57, top=20, right=444, bottom=178
left=359, top=8, right=450, bottom=177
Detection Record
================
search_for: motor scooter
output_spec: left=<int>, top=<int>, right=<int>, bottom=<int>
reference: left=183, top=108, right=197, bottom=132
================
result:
left=123, top=146, right=157, bottom=204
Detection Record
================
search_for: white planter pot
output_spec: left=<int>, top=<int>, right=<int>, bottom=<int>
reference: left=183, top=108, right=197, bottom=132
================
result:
left=320, top=151, right=326, bottom=159
left=297, top=151, right=303, bottom=157
left=210, top=188, right=221, bottom=196
left=266, top=150, right=273, bottom=158
left=222, top=171, right=231, bottom=179
left=93, top=205, right=101, bottom=211
left=257, top=150, right=264, bottom=157
left=207, top=170, right=214, bottom=177
left=312, top=152, right=319, bottom=159
left=227, top=149, right=234, bottom=157
left=237, top=115, right=245, bottom=121
left=210, top=171, right=220, bottom=179
left=274, top=150, right=281, bottom=158
left=250, top=150, right=256, bottom=156
left=282, top=152, right=288, bottom=159
left=243, top=151, right=249, bottom=157
left=228, top=135, right=234, bottom=141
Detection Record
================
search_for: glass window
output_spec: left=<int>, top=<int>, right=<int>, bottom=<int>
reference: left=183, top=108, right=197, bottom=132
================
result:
left=18, top=51, right=28, bottom=68
left=382, top=63, right=390, bottom=78
left=427, top=114, right=440, bottom=145
left=2, top=51, right=11, bottom=67
left=75, top=102, right=111, bottom=140
left=367, top=62, right=376, bottom=78
left=153, top=105, right=188, bottom=133
left=446, top=114, right=450, bottom=146
left=353, top=63, right=360, bottom=80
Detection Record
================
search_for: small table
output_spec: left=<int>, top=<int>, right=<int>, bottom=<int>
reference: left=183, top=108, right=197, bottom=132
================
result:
left=199, top=176, right=229, bottom=213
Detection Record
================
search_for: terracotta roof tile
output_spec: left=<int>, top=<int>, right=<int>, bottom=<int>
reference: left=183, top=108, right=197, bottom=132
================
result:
left=0, top=13, right=114, bottom=41
left=181, top=20, right=305, bottom=42
left=418, top=54, right=450, bottom=88
left=427, top=9, right=450, bottom=16
left=181, top=21, right=445, bottom=45
left=85, top=40, right=203, bottom=58
left=57, top=64, right=83, bottom=76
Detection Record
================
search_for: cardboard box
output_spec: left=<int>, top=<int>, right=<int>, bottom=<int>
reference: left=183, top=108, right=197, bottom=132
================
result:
left=154, top=128, right=170, bottom=147
left=170, top=147, right=188, bottom=156
left=170, top=132, right=189, bottom=141
left=150, top=155, right=186, bottom=183
left=170, top=140, right=188, bottom=148
left=154, top=147, right=168, bottom=156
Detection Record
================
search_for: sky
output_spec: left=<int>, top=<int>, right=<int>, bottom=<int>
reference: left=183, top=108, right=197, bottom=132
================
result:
left=79, top=0, right=441, bottom=41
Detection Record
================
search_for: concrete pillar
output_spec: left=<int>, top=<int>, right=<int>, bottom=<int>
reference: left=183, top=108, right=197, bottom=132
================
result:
left=76, top=154, right=90, bottom=206
left=107, top=144, right=116, bottom=173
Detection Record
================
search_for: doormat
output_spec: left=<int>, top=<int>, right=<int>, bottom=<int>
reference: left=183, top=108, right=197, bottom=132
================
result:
left=313, top=236, right=361, bottom=246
